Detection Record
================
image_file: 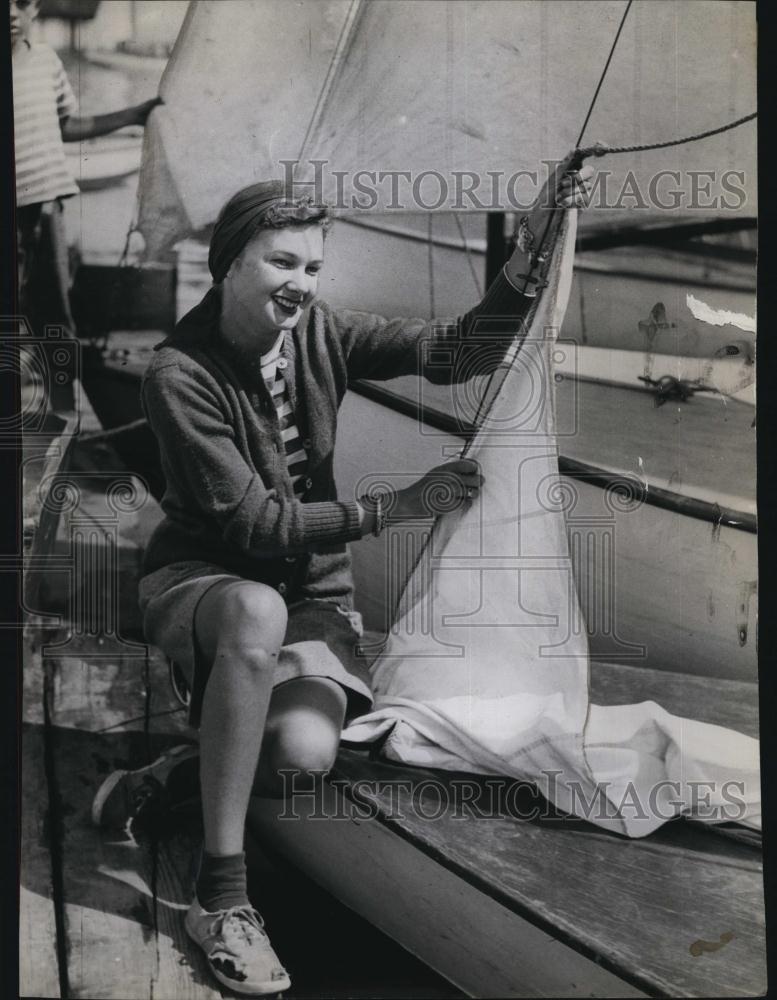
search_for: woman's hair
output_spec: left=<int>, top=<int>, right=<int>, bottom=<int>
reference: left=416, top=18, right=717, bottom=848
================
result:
left=208, top=180, right=331, bottom=283
left=256, top=197, right=332, bottom=235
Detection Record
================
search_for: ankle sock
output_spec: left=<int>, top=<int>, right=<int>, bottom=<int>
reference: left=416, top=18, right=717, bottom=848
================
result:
left=195, top=850, right=250, bottom=912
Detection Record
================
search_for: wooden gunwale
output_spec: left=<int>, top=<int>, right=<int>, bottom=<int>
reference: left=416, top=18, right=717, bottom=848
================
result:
left=348, top=379, right=756, bottom=533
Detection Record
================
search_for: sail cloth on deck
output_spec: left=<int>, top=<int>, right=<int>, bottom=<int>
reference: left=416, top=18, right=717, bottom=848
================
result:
left=137, top=0, right=756, bottom=258
left=343, top=214, right=760, bottom=838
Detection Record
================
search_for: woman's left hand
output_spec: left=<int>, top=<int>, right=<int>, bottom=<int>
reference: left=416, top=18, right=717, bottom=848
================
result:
left=556, top=163, right=595, bottom=209
left=504, top=154, right=596, bottom=291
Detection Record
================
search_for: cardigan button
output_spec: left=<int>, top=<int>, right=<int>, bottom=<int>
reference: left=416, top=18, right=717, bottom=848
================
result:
left=302, top=438, right=312, bottom=450
left=277, top=357, right=288, bottom=370
left=277, top=582, right=287, bottom=595
left=305, top=477, right=313, bottom=490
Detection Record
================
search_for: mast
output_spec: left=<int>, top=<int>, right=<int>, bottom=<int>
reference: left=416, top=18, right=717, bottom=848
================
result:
left=295, top=0, right=364, bottom=182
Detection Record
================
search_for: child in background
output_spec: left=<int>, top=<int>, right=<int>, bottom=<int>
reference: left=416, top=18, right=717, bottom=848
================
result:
left=11, top=0, right=159, bottom=408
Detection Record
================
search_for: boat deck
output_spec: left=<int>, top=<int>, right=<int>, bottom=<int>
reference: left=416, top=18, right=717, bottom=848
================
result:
left=249, top=663, right=765, bottom=998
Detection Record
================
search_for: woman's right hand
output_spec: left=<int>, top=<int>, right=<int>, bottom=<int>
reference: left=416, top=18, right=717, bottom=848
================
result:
left=391, top=458, right=484, bottom=521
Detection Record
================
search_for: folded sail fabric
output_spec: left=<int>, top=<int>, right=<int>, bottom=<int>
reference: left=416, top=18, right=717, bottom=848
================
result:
left=343, top=213, right=760, bottom=837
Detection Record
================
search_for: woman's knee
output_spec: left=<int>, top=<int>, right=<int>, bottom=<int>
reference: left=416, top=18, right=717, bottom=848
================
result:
left=268, top=727, right=340, bottom=777
left=196, top=580, right=288, bottom=662
left=265, top=683, right=347, bottom=775
left=222, top=583, right=288, bottom=639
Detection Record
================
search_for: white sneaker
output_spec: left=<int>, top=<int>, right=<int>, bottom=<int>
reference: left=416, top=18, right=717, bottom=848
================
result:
left=184, top=899, right=291, bottom=995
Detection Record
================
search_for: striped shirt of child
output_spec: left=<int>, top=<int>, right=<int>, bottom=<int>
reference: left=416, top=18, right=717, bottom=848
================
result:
left=260, top=334, right=308, bottom=496
left=13, top=42, right=79, bottom=207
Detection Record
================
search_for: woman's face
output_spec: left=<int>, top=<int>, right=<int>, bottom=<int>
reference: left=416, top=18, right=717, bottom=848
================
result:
left=225, top=225, right=324, bottom=342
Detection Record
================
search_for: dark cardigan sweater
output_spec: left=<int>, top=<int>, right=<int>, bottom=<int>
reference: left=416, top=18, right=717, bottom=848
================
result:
left=141, top=269, right=531, bottom=607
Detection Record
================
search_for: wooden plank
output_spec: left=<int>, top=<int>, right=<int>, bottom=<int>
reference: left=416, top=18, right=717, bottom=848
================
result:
left=590, top=661, right=759, bottom=739
left=249, top=786, right=647, bottom=999
left=19, top=725, right=61, bottom=999
left=325, top=751, right=765, bottom=999
left=35, top=639, right=219, bottom=1000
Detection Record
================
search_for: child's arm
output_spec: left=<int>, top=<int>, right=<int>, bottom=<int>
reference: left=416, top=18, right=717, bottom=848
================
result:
left=60, top=97, right=161, bottom=142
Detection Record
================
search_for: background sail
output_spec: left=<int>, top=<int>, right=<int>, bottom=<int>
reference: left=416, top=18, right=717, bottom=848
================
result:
left=299, top=0, right=756, bottom=212
left=137, top=0, right=354, bottom=258
left=137, top=0, right=756, bottom=258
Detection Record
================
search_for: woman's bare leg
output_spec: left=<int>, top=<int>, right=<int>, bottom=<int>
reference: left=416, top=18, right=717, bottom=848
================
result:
left=253, top=677, right=347, bottom=799
left=194, top=580, right=288, bottom=856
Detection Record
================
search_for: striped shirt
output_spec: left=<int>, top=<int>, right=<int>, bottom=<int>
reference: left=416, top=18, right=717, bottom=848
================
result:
left=260, top=334, right=308, bottom=495
left=13, top=42, right=79, bottom=207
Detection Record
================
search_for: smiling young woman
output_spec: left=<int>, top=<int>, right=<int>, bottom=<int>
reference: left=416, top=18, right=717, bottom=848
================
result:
left=91, top=172, right=590, bottom=995
left=221, top=226, right=325, bottom=351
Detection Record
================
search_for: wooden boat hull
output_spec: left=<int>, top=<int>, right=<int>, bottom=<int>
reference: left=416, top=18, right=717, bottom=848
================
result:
left=249, top=781, right=648, bottom=999
left=335, top=391, right=756, bottom=683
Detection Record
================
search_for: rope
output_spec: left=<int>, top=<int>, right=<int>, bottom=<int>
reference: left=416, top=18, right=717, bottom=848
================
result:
left=577, top=110, right=757, bottom=158
left=453, top=213, right=484, bottom=298
left=576, top=0, right=633, bottom=147
left=468, top=0, right=756, bottom=443
left=78, top=417, right=149, bottom=443
left=117, top=220, right=138, bottom=268
left=508, top=2, right=636, bottom=298
left=427, top=214, right=436, bottom=318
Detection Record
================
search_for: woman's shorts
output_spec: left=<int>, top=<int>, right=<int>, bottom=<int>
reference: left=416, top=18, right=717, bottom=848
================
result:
left=139, top=560, right=375, bottom=728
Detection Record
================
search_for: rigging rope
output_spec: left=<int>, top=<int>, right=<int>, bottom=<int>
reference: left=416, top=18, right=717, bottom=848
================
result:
left=78, top=417, right=149, bottom=443
left=575, top=0, right=633, bottom=147
left=427, top=214, right=437, bottom=319
left=453, top=213, right=485, bottom=298
left=508, top=0, right=636, bottom=303
left=577, top=111, right=757, bottom=158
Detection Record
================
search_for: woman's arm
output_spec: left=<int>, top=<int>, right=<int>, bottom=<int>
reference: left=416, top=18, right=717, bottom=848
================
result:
left=333, top=161, right=593, bottom=385
left=144, top=362, right=482, bottom=545
left=60, top=97, right=161, bottom=142
left=143, top=363, right=367, bottom=554
left=329, top=268, right=529, bottom=386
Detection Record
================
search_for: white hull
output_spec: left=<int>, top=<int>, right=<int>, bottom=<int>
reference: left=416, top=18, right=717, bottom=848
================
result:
left=66, top=137, right=141, bottom=190
left=559, top=344, right=755, bottom=406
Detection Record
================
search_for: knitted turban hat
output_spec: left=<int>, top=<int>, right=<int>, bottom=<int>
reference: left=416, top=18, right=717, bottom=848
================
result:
left=208, top=180, right=328, bottom=283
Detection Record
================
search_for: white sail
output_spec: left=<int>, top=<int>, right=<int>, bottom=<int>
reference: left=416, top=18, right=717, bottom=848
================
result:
left=137, top=0, right=354, bottom=257
left=343, top=215, right=760, bottom=837
left=137, top=0, right=756, bottom=257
